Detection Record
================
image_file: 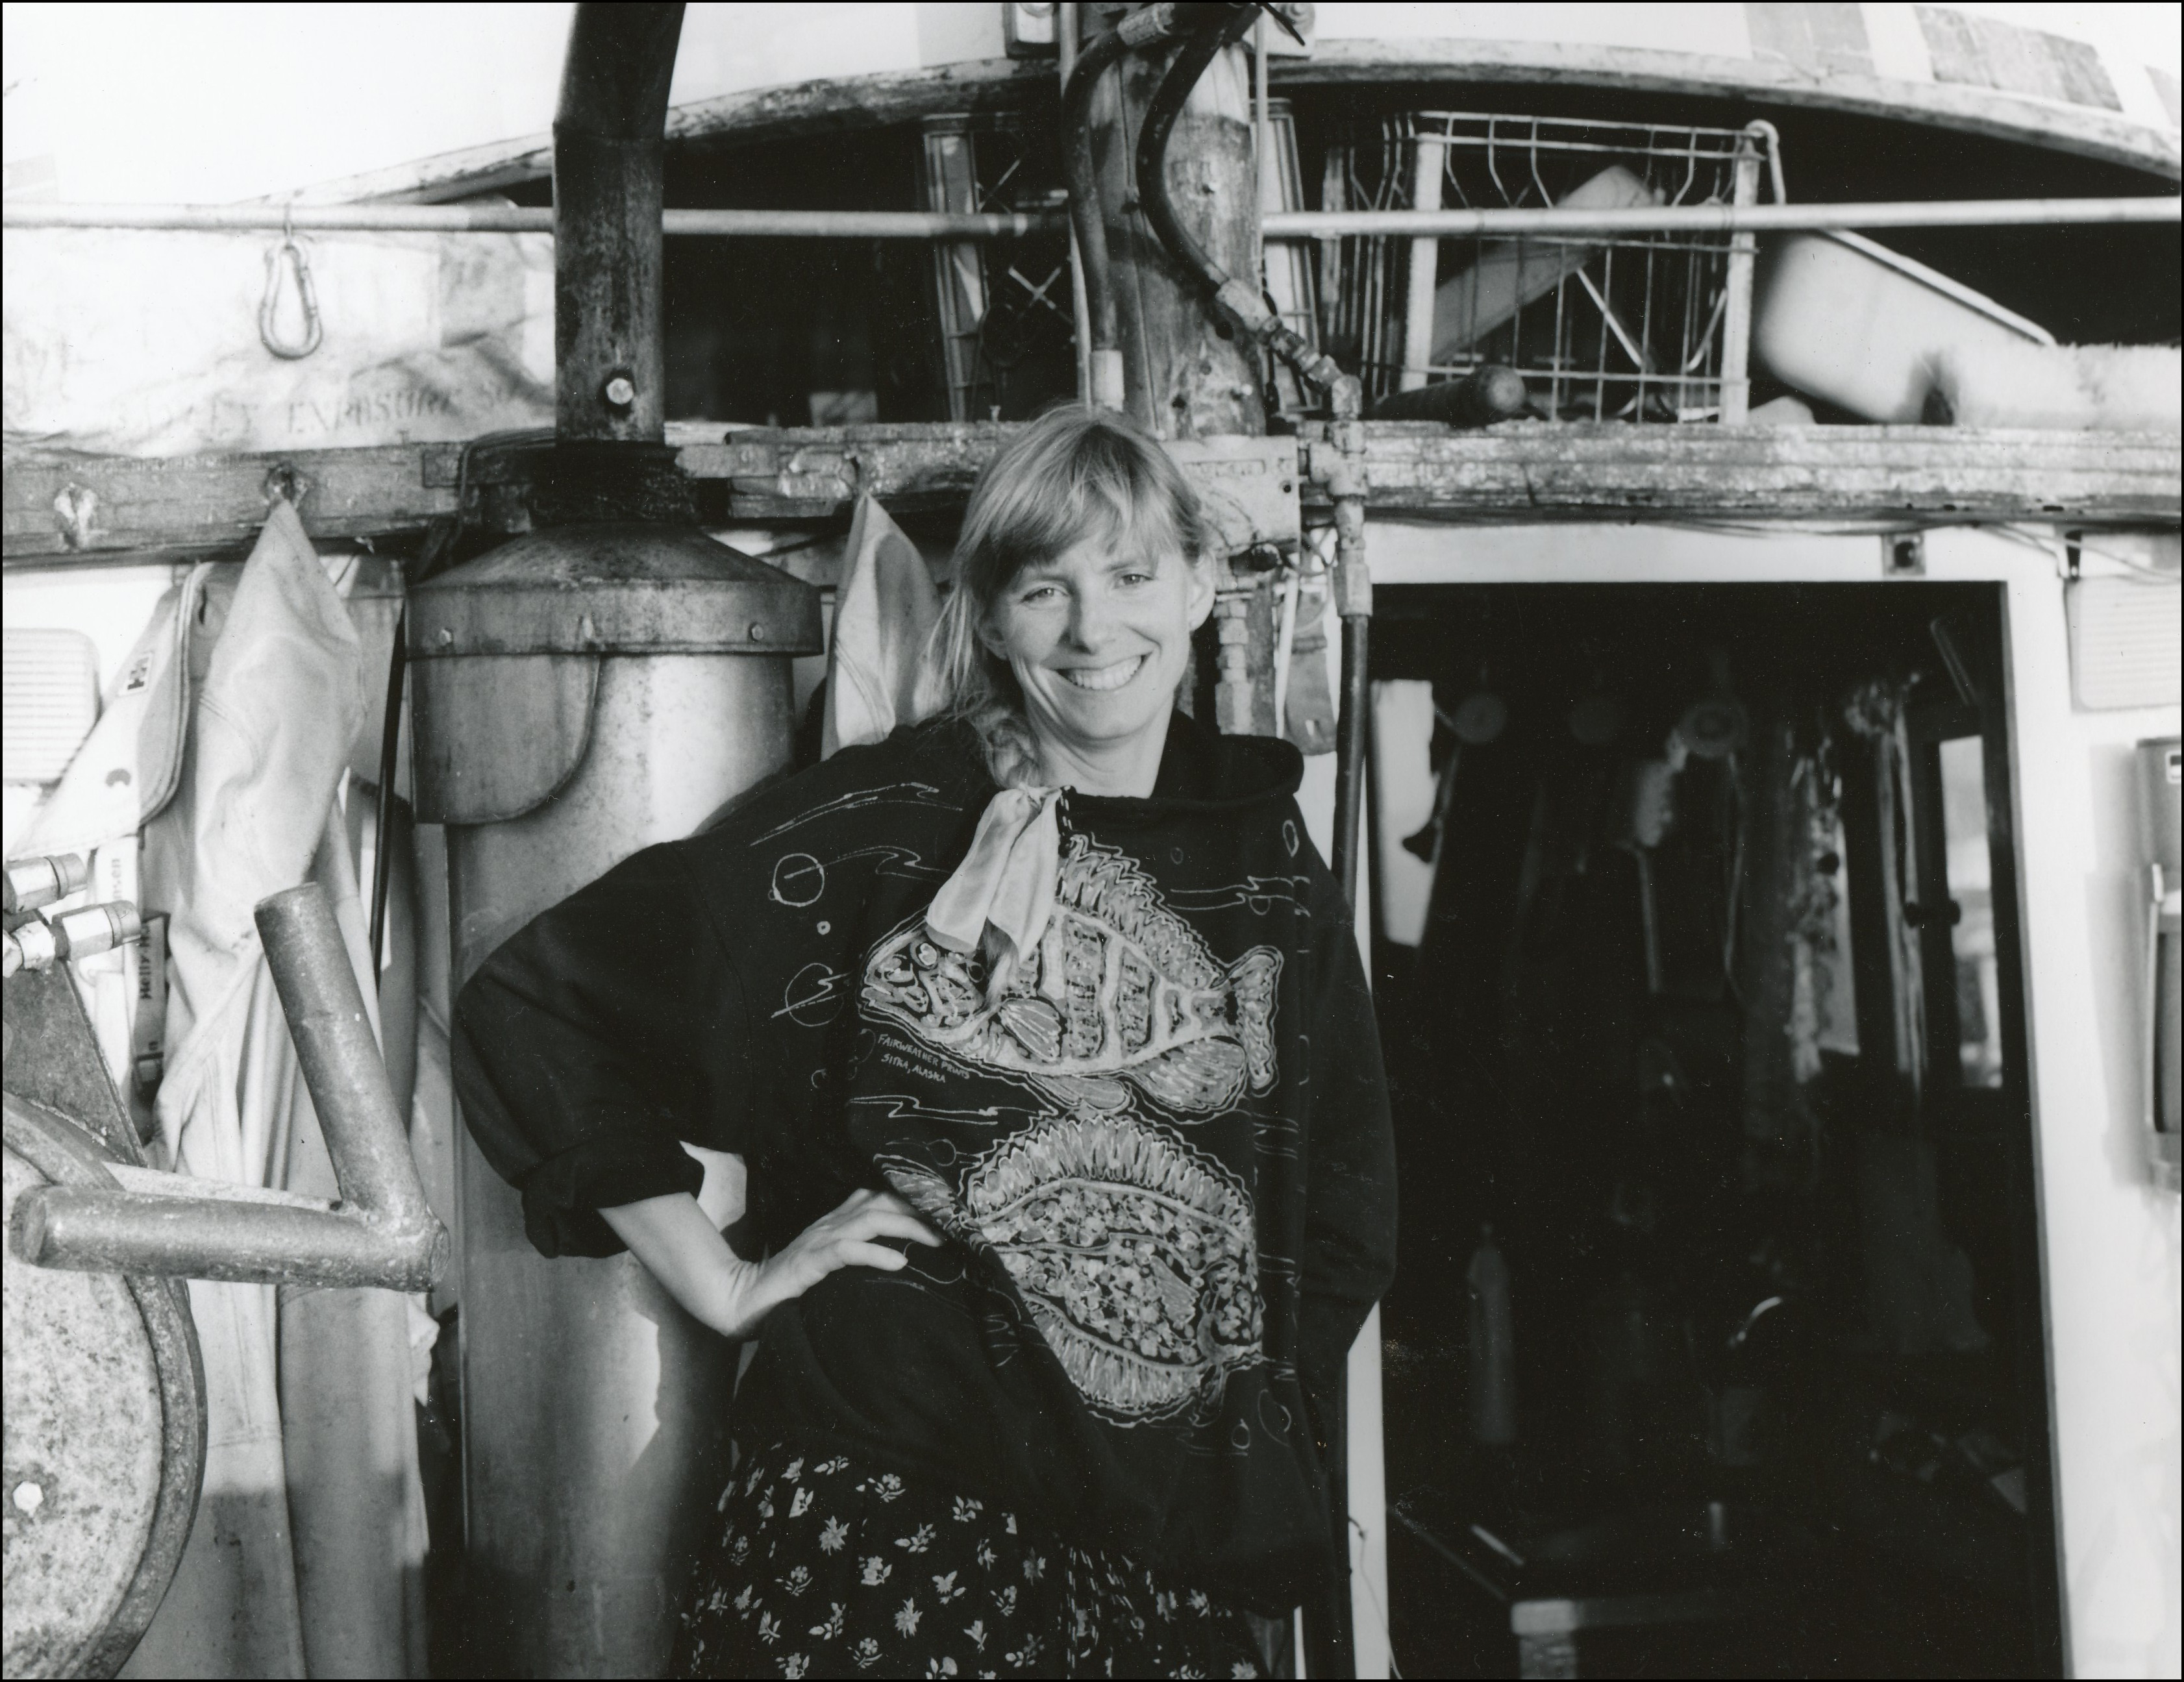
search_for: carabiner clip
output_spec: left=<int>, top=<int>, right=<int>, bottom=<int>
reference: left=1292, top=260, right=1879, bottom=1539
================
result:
left=260, top=214, right=323, bottom=360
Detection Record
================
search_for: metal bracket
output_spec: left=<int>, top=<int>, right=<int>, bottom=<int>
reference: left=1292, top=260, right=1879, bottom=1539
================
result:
left=1883, top=532, right=1926, bottom=577
left=1169, top=434, right=1302, bottom=562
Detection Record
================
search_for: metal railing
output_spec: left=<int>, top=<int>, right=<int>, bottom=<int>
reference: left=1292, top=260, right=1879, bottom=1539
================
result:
left=5, top=197, right=2176, bottom=237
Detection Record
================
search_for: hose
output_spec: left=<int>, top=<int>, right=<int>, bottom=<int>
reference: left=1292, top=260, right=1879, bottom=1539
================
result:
left=1130, top=5, right=1356, bottom=415
left=1130, top=4, right=1258, bottom=304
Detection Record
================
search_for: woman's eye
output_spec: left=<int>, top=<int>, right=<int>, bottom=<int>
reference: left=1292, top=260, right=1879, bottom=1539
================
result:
left=1117, top=571, right=1154, bottom=587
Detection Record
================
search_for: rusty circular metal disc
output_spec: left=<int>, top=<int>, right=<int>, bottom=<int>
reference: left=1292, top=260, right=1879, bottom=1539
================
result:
left=3, top=1095, right=205, bottom=1679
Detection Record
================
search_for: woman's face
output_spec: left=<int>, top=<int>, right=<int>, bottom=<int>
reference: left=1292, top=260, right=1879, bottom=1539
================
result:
left=982, top=534, right=1214, bottom=772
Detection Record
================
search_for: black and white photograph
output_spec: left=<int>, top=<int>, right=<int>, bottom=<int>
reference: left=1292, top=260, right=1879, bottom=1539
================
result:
left=2, top=3, right=2178, bottom=1677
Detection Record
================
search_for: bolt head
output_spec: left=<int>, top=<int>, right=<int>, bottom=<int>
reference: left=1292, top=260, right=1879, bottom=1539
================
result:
left=603, top=375, right=637, bottom=408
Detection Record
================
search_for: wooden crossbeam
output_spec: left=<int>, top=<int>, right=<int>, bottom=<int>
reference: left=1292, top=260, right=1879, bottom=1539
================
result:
left=6, top=422, right=2176, bottom=563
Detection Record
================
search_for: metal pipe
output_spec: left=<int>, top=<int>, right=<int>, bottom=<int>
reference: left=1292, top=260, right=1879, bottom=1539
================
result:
left=1397, top=130, right=1446, bottom=393
left=1, top=202, right=1069, bottom=236
left=369, top=606, right=406, bottom=978
left=10, top=882, right=447, bottom=1289
left=16, top=1189, right=440, bottom=1289
left=1059, top=3, right=1094, bottom=406
left=1326, top=419, right=1371, bottom=917
left=8, top=195, right=2172, bottom=238
left=554, top=1, right=686, bottom=442
left=5, top=853, right=90, bottom=913
left=1060, top=23, right=1129, bottom=406
left=254, top=884, right=437, bottom=1233
left=1263, top=196, right=2181, bottom=235
left=1718, top=126, right=1770, bottom=425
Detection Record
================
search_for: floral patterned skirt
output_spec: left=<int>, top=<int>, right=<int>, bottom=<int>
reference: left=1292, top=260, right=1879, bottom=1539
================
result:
left=670, top=1439, right=1272, bottom=1679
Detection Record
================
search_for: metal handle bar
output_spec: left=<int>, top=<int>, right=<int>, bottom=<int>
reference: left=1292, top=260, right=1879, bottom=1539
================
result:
left=10, top=883, right=447, bottom=1290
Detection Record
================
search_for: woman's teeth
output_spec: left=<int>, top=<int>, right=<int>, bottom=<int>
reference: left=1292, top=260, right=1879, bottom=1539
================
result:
left=1060, top=656, right=1145, bottom=692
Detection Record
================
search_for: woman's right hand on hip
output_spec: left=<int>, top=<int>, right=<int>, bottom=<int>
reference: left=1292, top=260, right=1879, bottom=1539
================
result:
left=744, top=1188, right=945, bottom=1328
left=601, top=1186, right=943, bottom=1342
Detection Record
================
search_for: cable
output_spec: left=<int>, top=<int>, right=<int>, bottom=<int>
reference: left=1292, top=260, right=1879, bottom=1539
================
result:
left=1132, top=4, right=1258, bottom=303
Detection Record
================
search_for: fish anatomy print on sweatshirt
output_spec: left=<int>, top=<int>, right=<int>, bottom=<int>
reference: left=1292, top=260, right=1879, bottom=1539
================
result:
left=861, top=832, right=1282, bottom=1116
left=863, top=832, right=1282, bottom=1425
left=884, top=1112, right=1266, bottom=1423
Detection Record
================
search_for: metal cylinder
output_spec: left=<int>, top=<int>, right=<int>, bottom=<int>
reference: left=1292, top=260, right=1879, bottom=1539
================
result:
left=4, top=854, right=89, bottom=915
left=49, top=902, right=142, bottom=963
left=410, top=523, right=819, bottom=1677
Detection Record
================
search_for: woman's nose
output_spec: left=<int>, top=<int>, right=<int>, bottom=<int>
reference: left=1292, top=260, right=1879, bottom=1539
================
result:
left=1063, top=590, right=1117, bottom=650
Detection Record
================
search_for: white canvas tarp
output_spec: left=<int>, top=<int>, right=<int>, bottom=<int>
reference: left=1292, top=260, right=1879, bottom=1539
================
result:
left=3, top=226, right=552, bottom=456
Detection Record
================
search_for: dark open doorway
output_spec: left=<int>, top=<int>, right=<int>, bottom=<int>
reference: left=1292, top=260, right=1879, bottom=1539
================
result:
left=1365, top=581, right=2059, bottom=1678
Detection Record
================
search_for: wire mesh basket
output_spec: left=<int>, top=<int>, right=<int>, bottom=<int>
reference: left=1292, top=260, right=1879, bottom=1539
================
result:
left=1321, top=112, right=1781, bottom=421
left=919, top=114, right=1076, bottom=422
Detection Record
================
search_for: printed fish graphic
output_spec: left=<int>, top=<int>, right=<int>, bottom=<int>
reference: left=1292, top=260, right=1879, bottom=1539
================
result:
left=883, top=1113, right=1265, bottom=1421
left=862, top=834, right=1280, bottom=1115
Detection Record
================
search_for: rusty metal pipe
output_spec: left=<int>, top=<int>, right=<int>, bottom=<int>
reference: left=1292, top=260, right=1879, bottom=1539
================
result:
left=554, top=1, right=686, bottom=443
left=16, top=1188, right=438, bottom=1289
left=10, top=882, right=447, bottom=1290
left=256, top=884, right=437, bottom=1233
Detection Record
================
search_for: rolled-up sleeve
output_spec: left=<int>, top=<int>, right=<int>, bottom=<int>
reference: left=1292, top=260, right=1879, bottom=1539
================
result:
left=1297, top=904, right=1398, bottom=1438
left=452, top=841, right=749, bottom=1259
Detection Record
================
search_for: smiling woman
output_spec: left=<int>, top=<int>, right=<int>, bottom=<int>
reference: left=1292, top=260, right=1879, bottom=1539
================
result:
left=454, top=399, right=1396, bottom=1680
left=923, top=407, right=1217, bottom=797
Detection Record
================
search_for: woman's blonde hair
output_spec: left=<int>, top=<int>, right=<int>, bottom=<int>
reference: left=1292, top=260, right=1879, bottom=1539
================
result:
left=921, top=405, right=1213, bottom=787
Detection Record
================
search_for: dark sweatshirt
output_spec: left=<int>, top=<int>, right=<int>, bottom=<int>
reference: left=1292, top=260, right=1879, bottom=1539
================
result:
left=453, top=711, right=1396, bottom=1614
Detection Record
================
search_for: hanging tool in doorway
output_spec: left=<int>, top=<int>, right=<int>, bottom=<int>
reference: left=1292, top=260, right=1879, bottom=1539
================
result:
left=1403, top=669, right=1509, bottom=871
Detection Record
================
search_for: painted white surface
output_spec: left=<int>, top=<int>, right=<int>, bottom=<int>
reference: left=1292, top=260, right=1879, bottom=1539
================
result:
left=3, top=5, right=2175, bottom=208
left=1369, top=516, right=2184, bottom=1679
left=1953, top=524, right=2184, bottom=1682
left=1, top=563, right=187, bottom=855
left=1371, top=680, right=1439, bottom=948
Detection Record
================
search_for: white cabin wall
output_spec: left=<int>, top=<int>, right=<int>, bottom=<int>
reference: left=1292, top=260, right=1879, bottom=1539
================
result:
left=1956, top=526, right=2184, bottom=1682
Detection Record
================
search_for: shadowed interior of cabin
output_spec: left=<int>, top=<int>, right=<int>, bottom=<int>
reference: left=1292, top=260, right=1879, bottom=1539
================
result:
left=1366, top=581, right=2055, bottom=1678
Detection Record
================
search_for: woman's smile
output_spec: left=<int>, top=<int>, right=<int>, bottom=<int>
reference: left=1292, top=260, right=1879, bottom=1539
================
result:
left=1058, top=654, right=1147, bottom=693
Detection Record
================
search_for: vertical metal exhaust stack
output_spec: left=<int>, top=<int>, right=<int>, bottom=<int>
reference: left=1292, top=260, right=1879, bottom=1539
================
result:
left=406, top=5, right=823, bottom=1673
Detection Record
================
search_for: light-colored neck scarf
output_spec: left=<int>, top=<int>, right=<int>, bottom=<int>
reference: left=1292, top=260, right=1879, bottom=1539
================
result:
left=924, top=785, right=1063, bottom=984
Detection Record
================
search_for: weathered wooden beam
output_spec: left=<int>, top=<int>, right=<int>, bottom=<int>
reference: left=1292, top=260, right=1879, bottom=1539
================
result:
left=5, top=445, right=464, bottom=561
left=8, top=423, right=2176, bottom=563
left=1326, top=421, right=2183, bottom=525
left=693, top=421, right=1014, bottom=517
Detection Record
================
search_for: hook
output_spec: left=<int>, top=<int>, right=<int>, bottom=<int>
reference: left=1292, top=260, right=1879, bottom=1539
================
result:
left=260, top=205, right=323, bottom=360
